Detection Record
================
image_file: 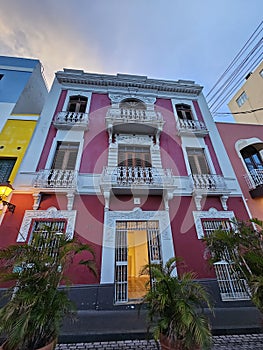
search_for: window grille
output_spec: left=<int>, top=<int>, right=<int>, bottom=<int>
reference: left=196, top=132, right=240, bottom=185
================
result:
left=0, top=158, right=16, bottom=182
left=202, top=219, right=250, bottom=301
left=30, top=220, right=66, bottom=260
left=214, top=261, right=250, bottom=301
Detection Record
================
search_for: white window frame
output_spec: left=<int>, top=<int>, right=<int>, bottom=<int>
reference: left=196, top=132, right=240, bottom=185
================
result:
left=193, top=207, right=235, bottom=239
left=100, top=208, right=175, bottom=285
left=171, top=98, right=198, bottom=123
left=62, top=90, right=92, bottom=114
left=17, top=207, right=76, bottom=242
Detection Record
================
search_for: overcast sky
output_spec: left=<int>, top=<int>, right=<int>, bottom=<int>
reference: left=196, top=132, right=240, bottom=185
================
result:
left=0, top=0, right=262, bottom=121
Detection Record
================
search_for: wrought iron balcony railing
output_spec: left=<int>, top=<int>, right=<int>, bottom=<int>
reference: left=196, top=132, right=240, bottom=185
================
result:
left=191, top=174, right=228, bottom=192
left=177, top=119, right=208, bottom=136
left=244, top=169, right=263, bottom=190
left=53, top=111, right=89, bottom=130
left=101, top=166, right=173, bottom=192
left=33, top=169, right=77, bottom=189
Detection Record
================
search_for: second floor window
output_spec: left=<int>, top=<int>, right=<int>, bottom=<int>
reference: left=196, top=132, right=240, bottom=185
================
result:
left=52, top=142, right=79, bottom=170
left=0, top=157, right=17, bottom=182
left=118, top=146, right=151, bottom=168
left=176, top=104, right=193, bottom=120
left=187, top=148, right=210, bottom=175
left=67, top=95, right=88, bottom=113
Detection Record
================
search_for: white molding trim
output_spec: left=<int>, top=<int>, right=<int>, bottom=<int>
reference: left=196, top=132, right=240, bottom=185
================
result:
left=17, top=207, right=77, bottom=242
left=108, top=93, right=156, bottom=105
left=62, top=90, right=92, bottom=114
left=193, top=207, right=235, bottom=239
left=100, top=208, right=175, bottom=283
left=235, top=137, right=263, bottom=153
left=171, top=98, right=198, bottom=122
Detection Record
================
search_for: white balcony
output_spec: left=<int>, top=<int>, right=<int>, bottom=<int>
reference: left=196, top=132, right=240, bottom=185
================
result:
left=177, top=119, right=208, bottom=136
left=106, top=107, right=164, bottom=135
left=244, top=169, right=263, bottom=198
left=101, top=166, right=174, bottom=195
left=191, top=174, right=230, bottom=210
left=53, top=111, right=89, bottom=130
left=191, top=174, right=228, bottom=193
left=33, top=169, right=77, bottom=189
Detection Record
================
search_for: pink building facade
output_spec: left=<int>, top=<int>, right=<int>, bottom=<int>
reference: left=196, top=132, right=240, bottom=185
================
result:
left=0, top=70, right=260, bottom=334
left=217, top=122, right=263, bottom=220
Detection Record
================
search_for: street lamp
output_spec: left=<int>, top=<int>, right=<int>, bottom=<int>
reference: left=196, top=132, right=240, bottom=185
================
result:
left=0, top=181, right=16, bottom=213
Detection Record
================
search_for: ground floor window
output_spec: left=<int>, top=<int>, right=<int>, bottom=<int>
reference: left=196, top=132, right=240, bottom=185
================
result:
left=115, top=220, right=161, bottom=303
left=30, top=220, right=66, bottom=260
left=202, top=218, right=250, bottom=301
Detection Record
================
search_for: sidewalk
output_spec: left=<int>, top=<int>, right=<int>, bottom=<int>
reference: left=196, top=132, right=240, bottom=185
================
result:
left=55, top=333, right=263, bottom=349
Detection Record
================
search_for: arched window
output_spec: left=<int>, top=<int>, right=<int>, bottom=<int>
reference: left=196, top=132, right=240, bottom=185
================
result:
left=67, top=95, right=88, bottom=113
left=176, top=104, right=193, bottom=120
left=240, top=145, right=263, bottom=172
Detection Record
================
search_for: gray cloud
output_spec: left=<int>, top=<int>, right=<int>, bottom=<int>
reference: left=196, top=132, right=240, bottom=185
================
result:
left=0, top=0, right=262, bottom=119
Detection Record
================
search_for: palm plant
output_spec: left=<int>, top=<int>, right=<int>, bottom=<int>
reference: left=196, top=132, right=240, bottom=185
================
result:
left=141, top=258, right=212, bottom=350
left=0, top=229, right=97, bottom=350
left=203, top=218, right=263, bottom=314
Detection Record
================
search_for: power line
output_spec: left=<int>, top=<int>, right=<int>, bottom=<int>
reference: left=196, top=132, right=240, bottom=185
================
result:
left=206, top=21, right=263, bottom=117
left=206, top=21, right=263, bottom=100
left=214, top=107, right=263, bottom=116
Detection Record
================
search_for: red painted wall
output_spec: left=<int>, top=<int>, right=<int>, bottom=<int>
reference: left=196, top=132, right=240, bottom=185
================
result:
left=217, top=122, right=263, bottom=220
left=156, top=98, right=188, bottom=175
left=79, top=93, right=110, bottom=174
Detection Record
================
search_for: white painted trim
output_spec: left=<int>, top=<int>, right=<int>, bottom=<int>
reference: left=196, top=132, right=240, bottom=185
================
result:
left=0, top=65, right=34, bottom=72
left=62, top=90, right=92, bottom=114
left=100, top=208, right=175, bottom=284
left=9, top=115, right=39, bottom=121
left=235, top=138, right=263, bottom=177
left=193, top=207, right=235, bottom=239
left=17, top=207, right=77, bottom=242
left=171, top=98, right=198, bottom=123
left=182, top=141, right=216, bottom=175
left=45, top=130, right=84, bottom=171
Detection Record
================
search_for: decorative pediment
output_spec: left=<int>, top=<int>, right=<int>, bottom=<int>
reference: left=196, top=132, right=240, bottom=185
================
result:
left=109, top=93, right=156, bottom=105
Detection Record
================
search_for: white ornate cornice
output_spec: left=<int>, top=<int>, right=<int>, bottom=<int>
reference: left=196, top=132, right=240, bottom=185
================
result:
left=56, top=71, right=203, bottom=97
left=17, top=207, right=77, bottom=242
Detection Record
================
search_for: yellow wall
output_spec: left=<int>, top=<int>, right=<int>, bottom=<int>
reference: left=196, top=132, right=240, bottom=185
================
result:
left=0, top=119, right=37, bottom=182
left=228, top=61, right=263, bottom=124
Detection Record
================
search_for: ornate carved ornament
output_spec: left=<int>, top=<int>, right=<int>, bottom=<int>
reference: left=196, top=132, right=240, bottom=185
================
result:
left=193, top=207, right=235, bottom=239
left=115, top=134, right=153, bottom=146
left=108, top=93, right=156, bottom=104
left=17, top=207, right=77, bottom=242
left=103, top=208, right=172, bottom=246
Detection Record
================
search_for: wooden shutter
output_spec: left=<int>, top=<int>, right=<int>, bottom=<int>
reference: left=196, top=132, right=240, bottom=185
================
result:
left=187, top=149, right=210, bottom=174
left=52, top=142, right=79, bottom=170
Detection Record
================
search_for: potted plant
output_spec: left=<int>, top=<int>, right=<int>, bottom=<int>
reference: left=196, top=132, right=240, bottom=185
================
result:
left=0, top=228, right=97, bottom=350
left=141, top=257, right=213, bottom=350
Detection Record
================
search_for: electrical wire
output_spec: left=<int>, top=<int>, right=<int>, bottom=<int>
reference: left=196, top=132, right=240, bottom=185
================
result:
left=206, top=21, right=263, bottom=117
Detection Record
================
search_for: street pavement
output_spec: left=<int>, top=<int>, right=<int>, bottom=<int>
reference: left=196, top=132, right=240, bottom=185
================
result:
left=55, top=333, right=263, bottom=349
